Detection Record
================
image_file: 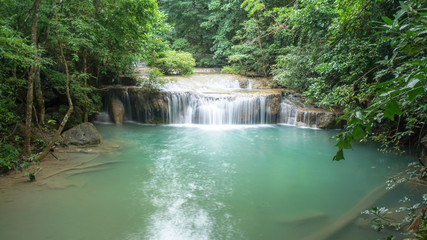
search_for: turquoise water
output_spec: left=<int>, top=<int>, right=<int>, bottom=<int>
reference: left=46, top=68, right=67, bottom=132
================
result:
left=0, top=124, right=415, bottom=240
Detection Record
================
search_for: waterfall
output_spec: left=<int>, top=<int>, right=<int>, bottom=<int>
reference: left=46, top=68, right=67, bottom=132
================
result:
left=95, top=73, right=328, bottom=127
left=247, top=80, right=252, bottom=89
left=143, top=91, right=278, bottom=124
left=278, top=96, right=319, bottom=128
left=123, top=88, right=133, bottom=121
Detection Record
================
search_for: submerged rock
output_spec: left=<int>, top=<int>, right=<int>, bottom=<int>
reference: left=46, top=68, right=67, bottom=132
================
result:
left=62, top=123, right=101, bottom=146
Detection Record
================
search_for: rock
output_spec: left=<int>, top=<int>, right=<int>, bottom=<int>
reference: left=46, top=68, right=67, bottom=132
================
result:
left=110, top=97, right=124, bottom=125
left=267, top=94, right=282, bottom=116
left=117, top=76, right=136, bottom=86
left=317, top=112, right=342, bottom=129
left=62, top=123, right=101, bottom=146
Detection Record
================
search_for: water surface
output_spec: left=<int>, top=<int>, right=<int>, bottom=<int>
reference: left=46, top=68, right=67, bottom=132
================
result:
left=0, top=124, right=414, bottom=240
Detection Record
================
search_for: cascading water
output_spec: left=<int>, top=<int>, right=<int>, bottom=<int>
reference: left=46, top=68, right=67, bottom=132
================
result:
left=96, top=73, right=334, bottom=128
left=166, top=92, right=275, bottom=124
left=278, top=94, right=321, bottom=128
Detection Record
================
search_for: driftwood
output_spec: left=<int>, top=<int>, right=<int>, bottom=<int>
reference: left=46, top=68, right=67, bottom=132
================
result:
left=302, top=184, right=389, bottom=240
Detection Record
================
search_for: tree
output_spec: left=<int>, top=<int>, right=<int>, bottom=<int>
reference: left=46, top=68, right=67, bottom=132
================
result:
left=24, top=0, right=42, bottom=155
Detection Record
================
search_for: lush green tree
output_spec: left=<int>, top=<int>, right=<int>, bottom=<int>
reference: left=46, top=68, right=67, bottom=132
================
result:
left=201, top=0, right=247, bottom=65
left=160, top=0, right=214, bottom=64
left=0, top=0, right=164, bottom=170
left=333, top=0, right=426, bottom=160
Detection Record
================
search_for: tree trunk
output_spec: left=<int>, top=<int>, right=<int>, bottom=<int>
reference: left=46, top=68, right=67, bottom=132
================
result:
left=34, top=65, right=45, bottom=125
left=37, top=4, right=73, bottom=161
left=33, top=0, right=62, bottom=127
left=24, top=0, right=42, bottom=155
left=83, top=48, right=88, bottom=123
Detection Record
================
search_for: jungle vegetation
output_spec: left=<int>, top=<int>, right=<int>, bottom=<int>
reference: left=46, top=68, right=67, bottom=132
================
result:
left=0, top=0, right=426, bottom=237
left=0, top=0, right=425, bottom=173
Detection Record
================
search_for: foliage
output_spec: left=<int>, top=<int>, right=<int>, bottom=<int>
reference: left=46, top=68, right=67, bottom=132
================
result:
left=0, top=0, right=164, bottom=169
left=221, top=66, right=244, bottom=75
left=272, top=47, right=315, bottom=91
left=361, top=163, right=427, bottom=239
left=333, top=0, right=426, bottom=160
left=160, top=0, right=214, bottom=64
left=136, top=69, right=168, bottom=93
left=160, top=0, right=248, bottom=66
left=0, top=143, right=19, bottom=171
left=153, top=50, right=196, bottom=75
left=228, top=15, right=275, bottom=76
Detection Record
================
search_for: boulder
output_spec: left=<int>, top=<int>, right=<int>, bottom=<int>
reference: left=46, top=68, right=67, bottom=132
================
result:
left=110, top=97, right=124, bottom=125
left=317, top=112, right=342, bottom=129
left=62, top=123, right=101, bottom=146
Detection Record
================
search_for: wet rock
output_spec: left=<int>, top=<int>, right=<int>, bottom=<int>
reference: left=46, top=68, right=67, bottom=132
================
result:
left=267, top=94, right=282, bottom=116
left=110, top=97, right=124, bottom=125
left=317, top=112, right=342, bottom=129
left=62, top=123, right=101, bottom=146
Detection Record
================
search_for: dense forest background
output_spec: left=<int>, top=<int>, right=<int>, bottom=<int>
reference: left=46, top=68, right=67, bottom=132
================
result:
left=1, top=0, right=426, bottom=167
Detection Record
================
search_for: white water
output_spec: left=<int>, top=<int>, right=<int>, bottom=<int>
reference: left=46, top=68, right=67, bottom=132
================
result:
left=166, top=92, right=275, bottom=124
left=96, top=73, right=323, bottom=127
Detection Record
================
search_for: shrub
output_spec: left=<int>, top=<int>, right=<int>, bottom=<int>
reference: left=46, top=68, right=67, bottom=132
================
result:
left=221, top=66, right=242, bottom=74
left=153, top=50, right=196, bottom=75
left=271, top=47, right=315, bottom=91
left=137, top=69, right=167, bottom=93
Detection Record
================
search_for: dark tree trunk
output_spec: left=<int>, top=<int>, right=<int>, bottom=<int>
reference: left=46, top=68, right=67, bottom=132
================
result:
left=34, top=65, right=45, bottom=125
left=83, top=48, right=88, bottom=123
left=25, top=0, right=42, bottom=155
left=37, top=3, right=73, bottom=161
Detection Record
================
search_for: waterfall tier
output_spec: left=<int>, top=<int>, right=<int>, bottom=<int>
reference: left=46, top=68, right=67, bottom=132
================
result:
left=96, top=73, right=341, bottom=128
left=100, top=88, right=281, bottom=125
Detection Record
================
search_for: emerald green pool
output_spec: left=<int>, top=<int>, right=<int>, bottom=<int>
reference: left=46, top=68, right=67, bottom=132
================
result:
left=0, top=124, right=415, bottom=240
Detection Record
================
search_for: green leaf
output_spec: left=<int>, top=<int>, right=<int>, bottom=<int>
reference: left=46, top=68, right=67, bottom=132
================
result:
left=383, top=100, right=402, bottom=120
left=405, top=30, right=415, bottom=38
left=381, top=16, right=393, bottom=25
left=352, top=125, right=366, bottom=139
left=336, top=138, right=352, bottom=149
left=395, top=9, right=405, bottom=20
left=333, top=149, right=345, bottom=161
left=408, top=87, right=424, bottom=101
left=406, top=78, right=420, bottom=88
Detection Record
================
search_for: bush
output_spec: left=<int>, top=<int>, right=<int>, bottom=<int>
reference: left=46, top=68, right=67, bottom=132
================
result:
left=0, top=143, right=19, bottom=171
left=221, top=66, right=242, bottom=74
left=271, top=47, right=315, bottom=91
left=153, top=50, right=196, bottom=75
left=136, top=69, right=167, bottom=93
